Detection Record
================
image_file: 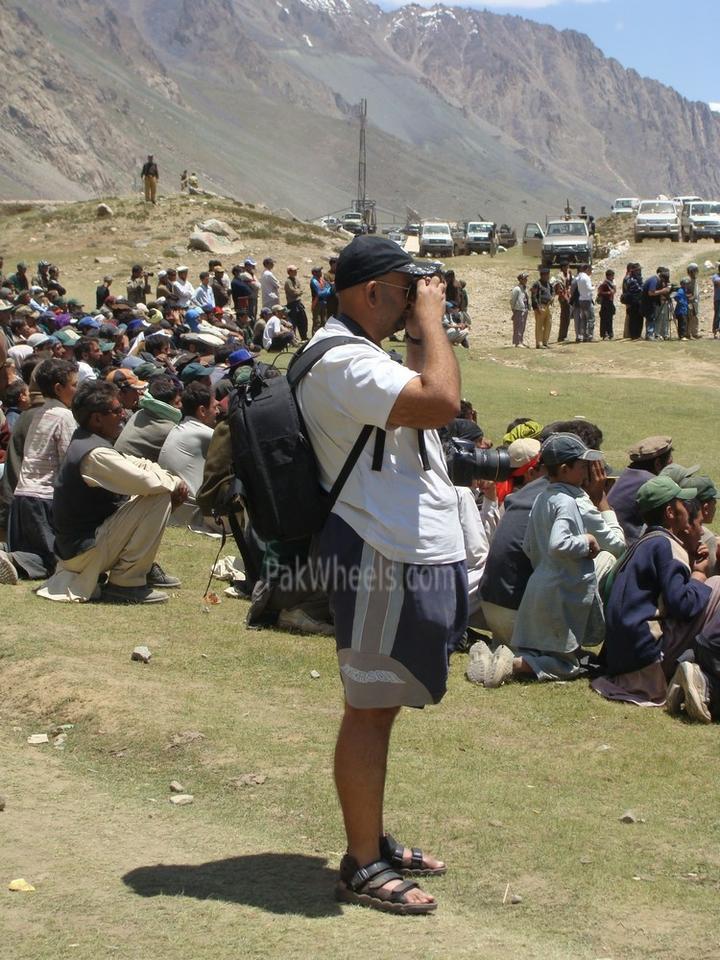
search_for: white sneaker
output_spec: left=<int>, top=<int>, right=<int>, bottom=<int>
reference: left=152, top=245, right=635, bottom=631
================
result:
left=0, top=550, right=19, bottom=585
left=678, top=662, right=712, bottom=723
left=485, top=645, right=515, bottom=688
left=277, top=608, right=334, bottom=636
left=665, top=670, right=684, bottom=716
left=466, top=640, right=493, bottom=685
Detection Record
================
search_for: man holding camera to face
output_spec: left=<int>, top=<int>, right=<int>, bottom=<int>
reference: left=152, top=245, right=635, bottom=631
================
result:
left=126, top=264, right=152, bottom=307
left=296, top=236, right=467, bottom=916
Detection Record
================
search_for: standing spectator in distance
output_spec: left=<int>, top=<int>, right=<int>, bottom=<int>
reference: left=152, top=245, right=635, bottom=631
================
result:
left=310, top=266, right=333, bottom=334
left=712, top=261, right=720, bottom=339
left=641, top=266, right=670, bottom=341
left=156, top=269, right=179, bottom=306
left=530, top=265, right=554, bottom=349
left=47, top=265, right=66, bottom=298
left=444, top=270, right=460, bottom=306
left=243, top=258, right=259, bottom=320
left=230, top=265, right=253, bottom=314
left=673, top=279, right=691, bottom=341
left=193, top=272, right=215, bottom=310
left=141, top=154, right=159, bottom=205
left=686, top=262, right=701, bottom=339
left=284, top=265, right=308, bottom=341
left=260, top=257, right=280, bottom=310
left=96, top=275, right=113, bottom=311
left=624, top=262, right=644, bottom=340
left=596, top=268, right=616, bottom=341
left=510, top=272, right=529, bottom=347
left=3, top=358, right=79, bottom=582
left=326, top=256, right=339, bottom=320
left=655, top=268, right=673, bottom=341
left=173, top=266, right=195, bottom=310
left=34, top=260, right=51, bottom=290
left=210, top=264, right=229, bottom=309
left=262, top=305, right=296, bottom=352
left=127, top=265, right=152, bottom=307
left=574, top=263, right=595, bottom=342
left=37, top=380, right=186, bottom=605
left=7, top=262, right=29, bottom=292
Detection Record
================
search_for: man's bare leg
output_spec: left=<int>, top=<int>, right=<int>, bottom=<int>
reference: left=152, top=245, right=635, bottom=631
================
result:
left=334, top=702, right=435, bottom=905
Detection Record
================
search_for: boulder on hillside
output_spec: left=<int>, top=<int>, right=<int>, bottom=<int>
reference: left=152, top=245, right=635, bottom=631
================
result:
left=187, top=231, right=243, bottom=255
left=96, top=203, right=113, bottom=219
left=197, top=218, right=234, bottom=237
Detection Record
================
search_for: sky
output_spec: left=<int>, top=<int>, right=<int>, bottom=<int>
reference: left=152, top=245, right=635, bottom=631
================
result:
left=379, top=0, right=720, bottom=107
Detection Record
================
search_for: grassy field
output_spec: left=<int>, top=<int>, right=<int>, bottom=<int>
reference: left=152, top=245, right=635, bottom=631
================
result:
left=3, top=343, right=720, bottom=960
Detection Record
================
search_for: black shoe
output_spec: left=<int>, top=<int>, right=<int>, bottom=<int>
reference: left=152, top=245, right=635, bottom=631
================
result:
left=101, top=583, right=169, bottom=605
left=147, top=562, right=181, bottom=588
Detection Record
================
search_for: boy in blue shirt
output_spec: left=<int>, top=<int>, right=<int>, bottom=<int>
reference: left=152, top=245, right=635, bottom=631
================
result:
left=673, top=278, right=690, bottom=341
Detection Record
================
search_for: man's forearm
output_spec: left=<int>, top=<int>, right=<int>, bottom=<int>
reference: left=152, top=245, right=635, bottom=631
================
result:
left=404, top=319, right=460, bottom=401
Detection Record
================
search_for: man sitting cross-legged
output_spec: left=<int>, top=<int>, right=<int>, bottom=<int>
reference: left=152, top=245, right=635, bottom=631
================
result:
left=37, top=380, right=188, bottom=605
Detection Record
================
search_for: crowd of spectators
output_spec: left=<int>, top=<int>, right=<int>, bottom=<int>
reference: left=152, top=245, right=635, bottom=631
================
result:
left=0, top=248, right=718, bottom=724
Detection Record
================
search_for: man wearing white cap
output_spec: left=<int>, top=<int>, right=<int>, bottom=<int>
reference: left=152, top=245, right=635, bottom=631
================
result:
left=173, top=266, right=195, bottom=309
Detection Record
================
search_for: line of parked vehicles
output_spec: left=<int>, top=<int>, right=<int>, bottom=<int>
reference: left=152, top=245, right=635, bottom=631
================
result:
left=611, top=195, right=720, bottom=244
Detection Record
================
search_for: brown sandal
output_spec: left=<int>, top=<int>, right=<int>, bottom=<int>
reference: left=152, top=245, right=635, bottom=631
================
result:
left=381, top=832, right=447, bottom=877
left=335, top=854, right=437, bottom=915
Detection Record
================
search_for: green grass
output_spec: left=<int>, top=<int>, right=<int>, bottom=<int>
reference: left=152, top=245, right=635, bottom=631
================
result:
left=2, top=348, right=720, bottom=959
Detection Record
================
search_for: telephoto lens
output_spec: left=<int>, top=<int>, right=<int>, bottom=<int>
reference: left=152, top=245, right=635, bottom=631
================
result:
left=444, top=437, right=513, bottom=486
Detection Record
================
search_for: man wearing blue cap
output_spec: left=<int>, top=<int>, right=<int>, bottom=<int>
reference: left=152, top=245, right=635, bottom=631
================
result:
left=296, top=234, right=464, bottom=915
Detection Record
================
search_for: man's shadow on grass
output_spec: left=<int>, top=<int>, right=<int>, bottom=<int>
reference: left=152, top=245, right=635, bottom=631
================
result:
left=122, top=853, right=342, bottom=917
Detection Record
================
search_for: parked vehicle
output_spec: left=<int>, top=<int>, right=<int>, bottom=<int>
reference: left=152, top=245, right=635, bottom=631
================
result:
left=522, top=219, right=593, bottom=267
left=681, top=201, right=720, bottom=243
left=341, top=212, right=365, bottom=235
left=611, top=197, right=640, bottom=215
left=497, top=224, right=517, bottom=248
left=672, top=195, right=703, bottom=208
left=634, top=200, right=681, bottom=242
left=455, top=221, right=497, bottom=256
left=419, top=221, right=454, bottom=258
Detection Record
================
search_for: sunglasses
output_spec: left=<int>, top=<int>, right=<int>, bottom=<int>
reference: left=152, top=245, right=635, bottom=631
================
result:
left=373, top=279, right=415, bottom=303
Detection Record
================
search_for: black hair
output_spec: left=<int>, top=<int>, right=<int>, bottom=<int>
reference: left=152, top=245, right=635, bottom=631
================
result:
left=199, top=271, right=210, bottom=282
left=4, top=379, right=28, bottom=405
left=686, top=498, right=702, bottom=525
left=546, top=458, right=579, bottom=480
left=144, top=334, right=169, bottom=356
left=74, top=336, right=99, bottom=360
left=148, top=375, right=180, bottom=405
left=214, top=343, right=235, bottom=364
left=181, top=381, right=212, bottom=417
left=72, top=380, right=118, bottom=429
left=505, top=416, right=533, bottom=433
left=20, top=356, right=42, bottom=385
left=540, top=419, right=603, bottom=451
left=10, top=317, right=28, bottom=334
left=34, top=358, right=78, bottom=398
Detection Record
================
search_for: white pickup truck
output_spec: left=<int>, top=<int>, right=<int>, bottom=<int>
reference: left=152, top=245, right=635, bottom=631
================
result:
left=634, top=200, right=681, bottom=243
left=419, top=221, right=453, bottom=258
left=611, top=197, right=639, bottom=216
left=522, top=219, right=593, bottom=268
left=680, top=201, right=720, bottom=243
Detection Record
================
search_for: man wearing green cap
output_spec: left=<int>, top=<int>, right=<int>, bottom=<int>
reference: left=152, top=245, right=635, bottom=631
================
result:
left=593, top=475, right=720, bottom=707
left=681, top=475, right=718, bottom=577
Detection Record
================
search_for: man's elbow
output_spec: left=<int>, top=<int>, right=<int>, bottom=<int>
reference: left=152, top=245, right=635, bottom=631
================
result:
left=425, top=395, right=460, bottom=428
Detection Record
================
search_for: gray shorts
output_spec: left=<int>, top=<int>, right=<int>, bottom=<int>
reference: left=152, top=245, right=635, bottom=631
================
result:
left=317, top=514, right=468, bottom=709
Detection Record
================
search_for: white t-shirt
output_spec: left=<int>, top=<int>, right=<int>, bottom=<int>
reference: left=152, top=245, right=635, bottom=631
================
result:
left=173, top=278, right=195, bottom=308
left=262, top=315, right=284, bottom=349
left=296, top=317, right=464, bottom=565
left=77, top=361, right=97, bottom=383
left=576, top=272, right=594, bottom=303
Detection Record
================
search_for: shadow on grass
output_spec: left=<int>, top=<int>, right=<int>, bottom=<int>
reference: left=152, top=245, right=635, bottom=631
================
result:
left=122, top=853, right=342, bottom=917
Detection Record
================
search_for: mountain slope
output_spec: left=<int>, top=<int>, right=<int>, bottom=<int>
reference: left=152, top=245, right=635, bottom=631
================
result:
left=4, top=0, right=720, bottom=223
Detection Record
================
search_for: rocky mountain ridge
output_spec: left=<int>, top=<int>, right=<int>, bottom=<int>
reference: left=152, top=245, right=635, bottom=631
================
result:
left=3, top=0, right=720, bottom=221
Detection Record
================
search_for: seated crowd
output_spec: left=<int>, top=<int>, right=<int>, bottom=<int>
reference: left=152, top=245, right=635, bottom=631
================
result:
left=0, top=255, right=717, bottom=725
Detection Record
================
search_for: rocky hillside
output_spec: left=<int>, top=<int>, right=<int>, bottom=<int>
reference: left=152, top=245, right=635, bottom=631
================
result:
left=3, top=0, right=720, bottom=222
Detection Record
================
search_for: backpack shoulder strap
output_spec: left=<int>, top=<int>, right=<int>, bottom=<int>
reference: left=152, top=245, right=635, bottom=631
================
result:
left=286, top=336, right=359, bottom=388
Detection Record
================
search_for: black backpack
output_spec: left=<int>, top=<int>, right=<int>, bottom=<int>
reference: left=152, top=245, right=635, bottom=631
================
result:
left=227, top=337, right=384, bottom=543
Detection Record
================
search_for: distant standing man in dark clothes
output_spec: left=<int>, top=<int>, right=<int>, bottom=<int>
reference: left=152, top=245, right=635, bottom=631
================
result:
left=141, top=155, right=159, bottom=205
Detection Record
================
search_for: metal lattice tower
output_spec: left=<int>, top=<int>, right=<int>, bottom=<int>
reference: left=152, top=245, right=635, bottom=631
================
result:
left=357, top=98, right=367, bottom=212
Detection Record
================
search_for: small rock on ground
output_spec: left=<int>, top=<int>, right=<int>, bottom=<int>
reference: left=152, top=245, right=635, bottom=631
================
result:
left=131, top=646, right=152, bottom=663
left=170, top=794, right=194, bottom=806
left=169, top=780, right=185, bottom=793
left=27, top=733, right=49, bottom=745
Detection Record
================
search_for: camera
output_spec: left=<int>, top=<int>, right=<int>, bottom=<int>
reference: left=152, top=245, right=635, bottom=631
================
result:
left=144, top=272, right=155, bottom=278
left=444, top=437, right=513, bottom=486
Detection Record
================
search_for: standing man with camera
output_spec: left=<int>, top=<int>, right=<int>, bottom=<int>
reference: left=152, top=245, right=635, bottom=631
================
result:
left=296, top=235, right=467, bottom=916
left=127, top=265, right=152, bottom=307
